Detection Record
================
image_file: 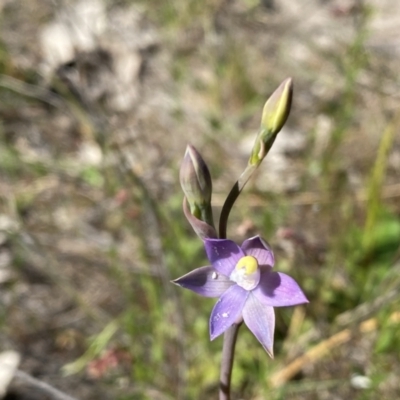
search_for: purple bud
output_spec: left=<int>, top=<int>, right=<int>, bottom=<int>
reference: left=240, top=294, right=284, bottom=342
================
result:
left=180, top=145, right=212, bottom=213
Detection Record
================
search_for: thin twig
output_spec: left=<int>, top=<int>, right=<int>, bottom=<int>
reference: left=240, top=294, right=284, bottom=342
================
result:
left=0, top=74, right=67, bottom=110
left=9, top=370, right=79, bottom=400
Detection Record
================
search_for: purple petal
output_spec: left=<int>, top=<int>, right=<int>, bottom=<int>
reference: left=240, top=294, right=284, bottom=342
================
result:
left=204, top=239, right=244, bottom=276
left=243, top=294, right=275, bottom=357
left=241, top=236, right=275, bottom=267
left=210, top=284, right=248, bottom=340
left=253, top=266, right=309, bottom=307
left=173, top=266, right=234, bottom=298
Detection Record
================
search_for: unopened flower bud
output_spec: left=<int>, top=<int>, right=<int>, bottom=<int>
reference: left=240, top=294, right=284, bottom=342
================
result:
left=180, top=145, right=215, bottom=234
left=180, top=145, right=212, bottom=211
left=249, top=78, right=293, bottom=166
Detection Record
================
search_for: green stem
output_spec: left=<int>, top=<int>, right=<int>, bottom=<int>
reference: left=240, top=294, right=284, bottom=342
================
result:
left=219, top=181, right=240, bottom=240
left=219, top=164, right=257, bottom=239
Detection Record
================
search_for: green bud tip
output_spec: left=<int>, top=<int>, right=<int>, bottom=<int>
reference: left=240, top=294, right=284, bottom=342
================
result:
left=261, top=77, right=293, bottom=135
left=249, top=78, right=293, bottom=165
left=179, top=145, right=212, bottom=211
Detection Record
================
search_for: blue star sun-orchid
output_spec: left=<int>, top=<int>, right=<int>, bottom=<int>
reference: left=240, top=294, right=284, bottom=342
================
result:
left=173, top=235, right=308, bottom=357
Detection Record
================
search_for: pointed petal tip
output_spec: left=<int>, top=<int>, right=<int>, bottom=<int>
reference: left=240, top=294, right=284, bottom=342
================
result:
left=210, top=332, right=218, bottom=341
left=173, top=266, right=234, bottom=297
left=210, top=323, right=225, bottom=341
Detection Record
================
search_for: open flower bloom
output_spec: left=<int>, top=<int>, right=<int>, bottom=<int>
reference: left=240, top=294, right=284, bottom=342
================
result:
left=173, top=236, right=308, bottom=357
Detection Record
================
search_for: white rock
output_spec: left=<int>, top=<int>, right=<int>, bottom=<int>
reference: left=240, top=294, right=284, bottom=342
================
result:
left=0, top=215, right=19, bottom=232
left=77, top=141, right=103, bottom=166
left=351, top=374, right=372, bottom=390
left=0, top=351, right=20, bottom=397
left=40, top=0, right=106, bottom=74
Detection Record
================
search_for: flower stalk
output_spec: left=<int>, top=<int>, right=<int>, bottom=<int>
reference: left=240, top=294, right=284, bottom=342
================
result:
left=219, top=78, right=293, bottom=239
left=219, top=324, right=241, bottom=400
left=174, top=78, right=304, bottom=400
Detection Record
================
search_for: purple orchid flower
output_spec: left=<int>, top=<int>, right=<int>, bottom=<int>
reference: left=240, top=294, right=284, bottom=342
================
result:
left=173, top=235, right=308, bottom=357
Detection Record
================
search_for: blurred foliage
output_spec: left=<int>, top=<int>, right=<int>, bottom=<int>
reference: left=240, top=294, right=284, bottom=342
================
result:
left=1, top=0, right=400, bottom=399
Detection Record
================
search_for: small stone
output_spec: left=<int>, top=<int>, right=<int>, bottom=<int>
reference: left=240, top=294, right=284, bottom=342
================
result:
left=0, top=351, right=21, bottom=397
left=350, top=374, right=371, bottom=390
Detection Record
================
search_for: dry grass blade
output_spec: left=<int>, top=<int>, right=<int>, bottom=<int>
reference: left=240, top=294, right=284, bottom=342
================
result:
left=270, top=311, right=400, bottom=388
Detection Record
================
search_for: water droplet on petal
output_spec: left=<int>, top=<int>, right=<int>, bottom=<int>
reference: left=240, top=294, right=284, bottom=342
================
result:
left=212, top=272, right=218, bottom=279
left=222, top=312, right=229, bottom=318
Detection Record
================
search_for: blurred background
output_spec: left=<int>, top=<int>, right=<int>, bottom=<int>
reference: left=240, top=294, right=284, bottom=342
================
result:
left=0, top=0, right=400, bottom=399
